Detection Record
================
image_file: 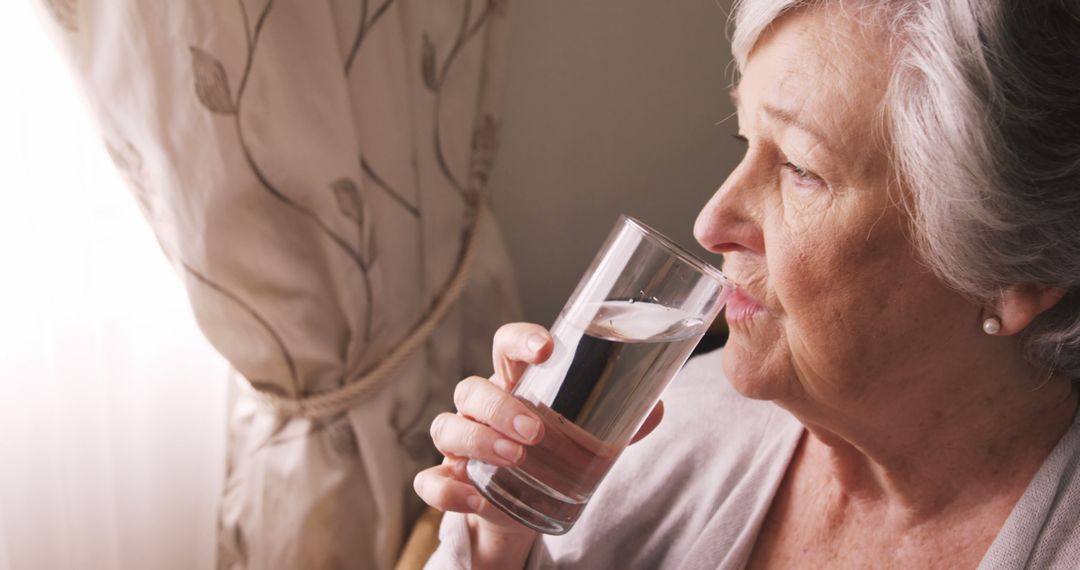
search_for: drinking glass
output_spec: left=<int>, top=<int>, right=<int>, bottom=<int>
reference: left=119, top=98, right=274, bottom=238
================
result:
left=467, top=215, right=733, bottom=535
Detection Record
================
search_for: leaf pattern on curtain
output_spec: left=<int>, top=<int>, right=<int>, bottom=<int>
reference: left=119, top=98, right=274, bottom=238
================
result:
left=348, top=0, right=422, bottom=229
left=331, top=178, right=365, bottom=225
left=331, top=177, right=377, bottom=265
left=360, top=155, right=419, bottom=218
left=344, top=0, right=395, bottom=73
left=104, top=140, right=152, bottom=218
left=425, top=0, right=501, bottom=205
left=48, top=0, right=519, bottom=565
left=470, top=113, right=501, bottom=190
left=189, top=0, right=381, bottom=344
left=189, top=47, right=237, bottom=115
left=42, top=0, right=77, bottom=32
left=180, top=260, right=300, bottom=395
left=103, top=136, right=302, bottom=394
left=185, top=0, right=508, bottom=354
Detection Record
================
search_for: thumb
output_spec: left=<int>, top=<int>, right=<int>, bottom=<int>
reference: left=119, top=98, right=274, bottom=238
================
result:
left=491, top=323, right=553, bottom=391
left=629, top=401, right=665, bottom=445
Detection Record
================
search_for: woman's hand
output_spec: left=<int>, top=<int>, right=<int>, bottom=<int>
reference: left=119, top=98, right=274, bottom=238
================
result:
left=414, top=323, right=551, bottom=566
left=413, top=322, right=666, bottom=567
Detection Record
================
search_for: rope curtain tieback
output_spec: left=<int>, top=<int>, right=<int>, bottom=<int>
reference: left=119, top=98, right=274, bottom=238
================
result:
left=249, top=202, right=488, bottom=419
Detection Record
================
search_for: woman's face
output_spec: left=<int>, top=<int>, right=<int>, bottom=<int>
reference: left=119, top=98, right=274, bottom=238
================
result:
left=695, top=7, right=980, bottom=413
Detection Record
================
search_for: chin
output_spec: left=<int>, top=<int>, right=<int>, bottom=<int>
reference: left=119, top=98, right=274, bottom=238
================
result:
left=721, top=334, right=792, bottom=401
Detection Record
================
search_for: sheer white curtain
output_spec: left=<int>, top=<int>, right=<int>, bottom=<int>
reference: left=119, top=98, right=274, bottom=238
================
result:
left=0, top=2, right=229, bottom=569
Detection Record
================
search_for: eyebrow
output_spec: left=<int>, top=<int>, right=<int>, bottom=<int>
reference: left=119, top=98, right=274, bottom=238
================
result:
left=762, top=104, right=832, bottom=150
left=729, top=88, right=834, bottom=152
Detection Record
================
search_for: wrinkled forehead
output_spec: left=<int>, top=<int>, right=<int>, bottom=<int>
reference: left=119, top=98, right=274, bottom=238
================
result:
left=732, top=0, right=896, bottom=69
left=733, top=6, right=894, bottom=153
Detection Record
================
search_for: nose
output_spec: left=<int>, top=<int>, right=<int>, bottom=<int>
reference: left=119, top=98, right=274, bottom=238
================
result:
left=693, top=161, right=765, bottom=255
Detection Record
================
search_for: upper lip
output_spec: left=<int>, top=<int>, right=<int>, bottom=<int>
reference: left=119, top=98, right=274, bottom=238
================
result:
left=727, top=285, right=765, bottom=310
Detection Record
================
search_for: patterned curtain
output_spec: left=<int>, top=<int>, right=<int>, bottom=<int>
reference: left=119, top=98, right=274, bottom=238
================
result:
left=41, top=0, right=519, bottom=568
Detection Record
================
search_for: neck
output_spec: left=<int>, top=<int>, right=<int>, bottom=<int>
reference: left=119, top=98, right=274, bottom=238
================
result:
left=784, top=356, right=1078, bottom=522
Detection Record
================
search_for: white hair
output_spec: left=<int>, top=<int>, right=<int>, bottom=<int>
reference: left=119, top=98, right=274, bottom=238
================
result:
left=730, top=0, right=1080, bottom=380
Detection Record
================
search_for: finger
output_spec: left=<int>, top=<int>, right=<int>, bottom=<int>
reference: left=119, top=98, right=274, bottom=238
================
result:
left=470, top=494, right=530, bottom=529
left=453, top=376, right=544, bottom=444
left=431, top=412, right=529, bottom=466
left=491, top=323, right=553, bottom=390
left=414, top=464, right=485, bottom=514
left=629, top=400, right=665, bottom=444
left=416, top=463, right=530, bottom=530
left=441, top=455, right=471, bottom=479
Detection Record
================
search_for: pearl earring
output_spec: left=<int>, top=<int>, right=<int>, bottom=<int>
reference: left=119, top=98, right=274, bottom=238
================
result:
left=982, top=316, right=1002, bottom=335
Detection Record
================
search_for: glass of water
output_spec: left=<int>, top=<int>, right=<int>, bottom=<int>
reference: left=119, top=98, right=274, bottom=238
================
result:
left=467, top=215, right=733, bottom=535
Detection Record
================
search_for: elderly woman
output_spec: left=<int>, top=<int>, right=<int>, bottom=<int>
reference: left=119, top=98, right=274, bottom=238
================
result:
left=414, top=0, right=1080, bottom=567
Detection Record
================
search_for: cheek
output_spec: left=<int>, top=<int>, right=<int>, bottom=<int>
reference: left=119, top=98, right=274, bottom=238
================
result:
left=767, top=215, right=965, bottom=390
left=767, top=213, right=847, bottom=324
left=767, top=191, right=851, bottom=322
left=719, top=204, right=845, bottom=399
left=766, top=207, right=903, bottom=370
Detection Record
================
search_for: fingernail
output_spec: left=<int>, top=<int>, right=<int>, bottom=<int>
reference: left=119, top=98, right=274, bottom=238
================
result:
left=513, top=415, right=541, bottom=442
left=467, top=495, right=483, bottom=513
left=526, top=334, right=547, bottom=354
left=493, top=438, right=524, bottom=463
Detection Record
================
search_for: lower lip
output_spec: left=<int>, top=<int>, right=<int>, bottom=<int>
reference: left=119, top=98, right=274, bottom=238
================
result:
left=725, top=290, right=765, bottom=323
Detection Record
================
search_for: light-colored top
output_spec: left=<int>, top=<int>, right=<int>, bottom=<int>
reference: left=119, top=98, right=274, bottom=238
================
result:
left=427, top=348, right=1080, bottom=569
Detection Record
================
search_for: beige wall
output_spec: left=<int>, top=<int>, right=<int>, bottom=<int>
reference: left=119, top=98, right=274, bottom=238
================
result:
left=489, top=0, right=742, bottom=323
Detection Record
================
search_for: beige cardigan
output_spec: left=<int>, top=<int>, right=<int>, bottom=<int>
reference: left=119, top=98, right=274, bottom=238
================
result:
left=428, top=348, right=1080, bottom=569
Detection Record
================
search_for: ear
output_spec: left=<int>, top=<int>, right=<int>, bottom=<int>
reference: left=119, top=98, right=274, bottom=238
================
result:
left=995, top=285, right=1068, bottom=336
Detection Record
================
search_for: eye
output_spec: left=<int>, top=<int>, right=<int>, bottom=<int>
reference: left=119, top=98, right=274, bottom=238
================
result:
left=781, top=161, right=825, bottom=188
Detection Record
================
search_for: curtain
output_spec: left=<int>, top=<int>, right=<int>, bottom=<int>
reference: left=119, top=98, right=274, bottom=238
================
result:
left=0, top=2, right=230, bottom=568
left=38, top=0, right=520, bottom=568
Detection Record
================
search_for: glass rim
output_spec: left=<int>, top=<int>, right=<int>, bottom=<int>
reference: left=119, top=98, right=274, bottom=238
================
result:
left=619, top=215, right=732, bottom=288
